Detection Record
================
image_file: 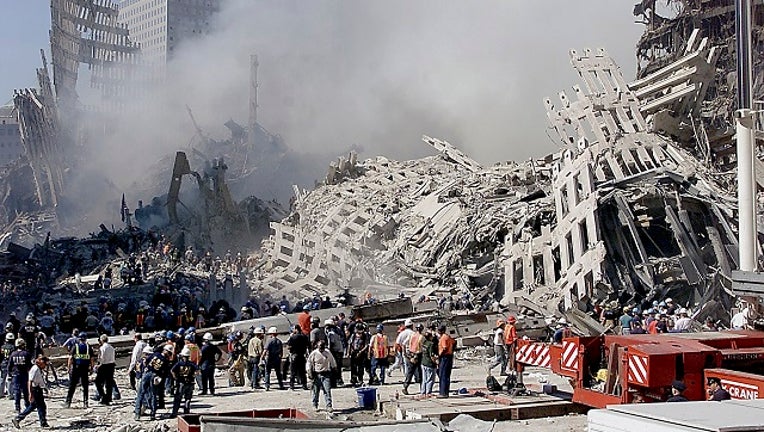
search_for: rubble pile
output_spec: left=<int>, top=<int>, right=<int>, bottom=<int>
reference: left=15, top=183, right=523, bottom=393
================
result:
left=257, top=33, right=750, bottom=324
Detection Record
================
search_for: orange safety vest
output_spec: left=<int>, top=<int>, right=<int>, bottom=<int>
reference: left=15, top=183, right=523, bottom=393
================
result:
left=504, top=324, right=517, bottom=345
left=408, top=332, right=423, bottom=354
left=136, top=313, right=144, bottom=327
left=187, top=342, right=201, bottom=365
left=370, top=334, right=388, bottom=359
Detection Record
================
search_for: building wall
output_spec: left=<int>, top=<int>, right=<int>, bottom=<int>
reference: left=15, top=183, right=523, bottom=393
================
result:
left=0, top=106, right=23, bottom=167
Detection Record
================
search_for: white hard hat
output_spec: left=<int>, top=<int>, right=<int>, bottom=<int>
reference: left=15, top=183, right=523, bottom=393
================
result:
left=404, top=319, right=413, bottom=327
left=267, top=326, right=278, bottom=334
left=142, top=346, right=153, bottom=355
left=324, top=319, right=334, bottom=326
left=254, top=327, right=264, bottom=335
left=203, top=332, right=214, bottom=341
left=180, top=347, right=191, bottom=357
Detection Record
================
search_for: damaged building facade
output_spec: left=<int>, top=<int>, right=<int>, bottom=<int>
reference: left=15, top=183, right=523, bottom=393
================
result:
left=257, top=23, right=755, bottom=322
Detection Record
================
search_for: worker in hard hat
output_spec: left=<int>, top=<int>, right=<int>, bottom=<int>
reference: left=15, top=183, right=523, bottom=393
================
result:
left=261, top=327, right=285, bottom=391
left=503, top=316, right=518, bottom=374
left=170, top=347, right=198, bottom=417
left=199, top=333, right=221, bottom=396
left=488, top=319, right=507, bottom=375
left=248, top=327, right=265, bottom=389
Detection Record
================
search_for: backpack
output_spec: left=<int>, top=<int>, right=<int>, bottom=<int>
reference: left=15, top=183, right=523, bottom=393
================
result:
left=486, top=375, right=502, bottom=392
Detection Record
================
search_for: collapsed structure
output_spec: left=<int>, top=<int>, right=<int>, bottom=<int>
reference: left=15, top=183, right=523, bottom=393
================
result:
left=257, top=29, right=752, bottom=322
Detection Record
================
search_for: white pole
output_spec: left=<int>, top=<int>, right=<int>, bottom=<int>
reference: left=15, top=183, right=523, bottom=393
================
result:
left=736, top=0, right=758, bottom=271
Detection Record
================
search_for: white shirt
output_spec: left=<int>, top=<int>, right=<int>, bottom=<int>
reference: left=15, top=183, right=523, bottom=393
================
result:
left=493, top=328, right=504, bottom=346
left=397, top=328, right=414, bottom=351
left=129, top=340, right=147, bottom=371
left=29, top=364, right=46, bottom=389
left=731, top=310, right=749, bottom=329
left=673, top=317, right=693, bottom=332
left=99, top=343, right=116, bottom=365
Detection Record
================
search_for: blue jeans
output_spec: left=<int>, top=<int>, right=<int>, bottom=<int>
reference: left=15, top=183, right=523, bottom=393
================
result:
left=13, top=373, right=29, bottom=411
left=249, top=357, right=260, bottom=388
left=438, top=355, right=453, bottom=397
left=134, top=372, right=155, bottom=416
left=16, top=387, right=45, bottom=425
left=420, top=365, right=435, bottom=394
left=370, top=357, right=388, bottom=384
left=311, top=373, right=332, bottom=409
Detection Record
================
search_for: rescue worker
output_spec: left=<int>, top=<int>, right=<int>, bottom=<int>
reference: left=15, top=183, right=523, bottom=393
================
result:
left=368, top=324, right=389, bottom=385
left=306, top=340, right=337, bottom=412
left=396, top=319, right=415, bottom=381
left=170, top=347, right=197, bottom=417
left=8, top=338, right=32, bottom=412
left=262, top=327, right=285, bottom=390
left=309, top=316, right=326, bottom=348
left=248, top=327, right=265, bottom=389
left=420, top=327, right=438, bottom=395
left=65, top=332, right=94, bottom=408
left=1, top=332, right=16, bottom=398
left=11, top=355, right=49, bottom=428
left=298, top=305, right=311, bottom=336
left=228, top=331, right=246, bottom=387
left=503, top=316, right=518, bottom=374
left=148, top=345, right=173, bottom=420
left=707, top=377, right=731, bottom=401
left=667, top=380, right=688, bottom=402
left=348, top=323, right=369, bottom=386
left=489, top=319, right=507, bottom=375
left=619, top=307, right=633, bottom=335
left=437, top=324, right=455, bottom=398
left=325, top=319, right=345, bottom=387
left=134, top=345, right=155, bottom=420
left=94, top=334, right=116, bottom=405
left=286, top=324, right=309, bottom=390
left=402, top=323, right=424, bottom=395
left=199, top=332, right=221, bottom=395
left=128, top=333, right=147, bottom=390
left=552, top=318, right=573, bottom=343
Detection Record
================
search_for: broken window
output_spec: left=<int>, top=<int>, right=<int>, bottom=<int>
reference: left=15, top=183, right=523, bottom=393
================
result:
left=533, top=255, right=545, bottom=286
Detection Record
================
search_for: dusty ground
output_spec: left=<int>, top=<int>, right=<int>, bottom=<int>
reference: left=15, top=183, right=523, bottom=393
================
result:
left=0, top=349, right=587, bottom=431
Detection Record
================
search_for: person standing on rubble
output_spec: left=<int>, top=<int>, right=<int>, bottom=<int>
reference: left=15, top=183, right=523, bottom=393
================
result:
left=348, top=323, right=369, bottom=386
left=287, top=324, right=310, bottom=390
left=420, top=327, right=438, bottom=395
left=619, top=307, right=634, bottom=335
left=129, top=333, right=147, bottom=390
left=503, top=316, right=518, bottom=374
left=368, top=324, right=389, bottom=385
left=262, top=327, right=285, bottom=391
left=228, top=331, right=246, bottom=387
left=94, top=335, right=116, bottom=405
left=170, top=347, right=197, bottom=417
left=402, top=324, right=424, bottom=395
left=146, top=345, right=173, bottom=420
left=306, top=340, right=337, bottom=412
left=199, top=333, right=221, bottom=395
left=489, top=319, right=507, bottom=375
left=8, top=338, right=32, bottom=412
left=1, top=332, right=16, bottom=398
left=248, top=327, right=265, bottom=389
left=298, top=306, right=311, bottom=336
left=309, top=317, right=326, bottom=349
left=396, top=320, right=415, bottom=381
left=437, top=324, right=455, bottom=398
left=64, top=332, right=94, bottom=408
left=325, top=319, right=345, bottom=387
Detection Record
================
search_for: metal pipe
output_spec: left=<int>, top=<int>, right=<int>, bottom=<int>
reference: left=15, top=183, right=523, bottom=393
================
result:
left=736, top=0, right=758, bottom=271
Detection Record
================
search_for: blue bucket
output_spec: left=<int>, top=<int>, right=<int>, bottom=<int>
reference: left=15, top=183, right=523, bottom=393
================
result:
left=356, top=387, right=377, bottom=409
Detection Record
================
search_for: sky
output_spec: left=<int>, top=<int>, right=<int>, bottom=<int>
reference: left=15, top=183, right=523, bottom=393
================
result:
left=0, top=1, right=645, bottom=168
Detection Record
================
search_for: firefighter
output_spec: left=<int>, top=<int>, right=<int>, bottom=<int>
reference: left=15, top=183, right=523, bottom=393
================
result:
left=504, top=315, right=518, bottom=374
left=170, top=347, right=197, bottom=417
left=8, top=338, right=32, bottom=412
left=64, top=332, right=94, bottom=409
left=143, top=345, right=173, bottom=420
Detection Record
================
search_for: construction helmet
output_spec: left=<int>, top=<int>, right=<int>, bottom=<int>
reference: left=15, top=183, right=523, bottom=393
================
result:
left=180, top=347, right=191, bottom=357
left=496, top=319, right=505, bottom=328
left=507, top=316, right=517, bottom=324
left=254, top=327, right=264, bottom=335
left=142, top=346, right=154, bottom=355
left=203, top=332, right=214, bottom=341
left=267, top=326, right=278, bottom=334
left=5, top=333, right=14, bottom=341
left=15, top=339, right=25, bottom=348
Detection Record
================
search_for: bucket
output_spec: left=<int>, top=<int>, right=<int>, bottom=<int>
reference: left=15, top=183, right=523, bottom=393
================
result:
left=356, top=387, right=377, bottom=409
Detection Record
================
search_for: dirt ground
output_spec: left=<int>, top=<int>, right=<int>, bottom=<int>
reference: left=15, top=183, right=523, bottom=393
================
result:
left=0, top=349, right=587, bottom=431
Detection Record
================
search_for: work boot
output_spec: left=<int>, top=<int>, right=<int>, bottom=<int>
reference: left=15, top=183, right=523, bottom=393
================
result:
left=134, top=413, right=140, bottom=421
left=11, top=418, right=19, bottom=428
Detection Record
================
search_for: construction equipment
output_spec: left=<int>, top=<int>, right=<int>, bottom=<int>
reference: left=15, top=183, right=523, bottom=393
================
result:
left=515, top=331, right=764, bottom=408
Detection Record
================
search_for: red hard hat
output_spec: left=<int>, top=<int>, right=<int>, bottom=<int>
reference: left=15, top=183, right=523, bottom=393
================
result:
left=507, top=315, right=517, bottom=323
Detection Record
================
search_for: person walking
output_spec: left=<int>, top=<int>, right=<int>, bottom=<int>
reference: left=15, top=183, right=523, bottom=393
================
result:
left=64, top=332, right=94, bottom=408
left=170, top=347, right=197, bottom=417
left=402, top=324, right=424, bottom=395
left=306, top=340, right=337, bottom=412
left=8, top=338, right=32, bottom=413
left=146, top=345, right=173, bottom=420
left=199, top=333, right=221, bottom=395
left=437, top=324, right=455, bottom=398
left=248, top=327, right=264, bottom=389
left=94, top=335, right=116, bottom=405
left=1, top=332, right=16, bottom=398
left=368, top=324, right=389, bottom=385
left=286, top=325, right=309, bottom=390
left=503, top=316, right=518, bottom=374
left=11, top=355, right=49, bottom=428
left=420, top=328, right=438, bottom=395
left=262, top=327, right=285, bottom=390
left=133, top=345, right=154, bottom=420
